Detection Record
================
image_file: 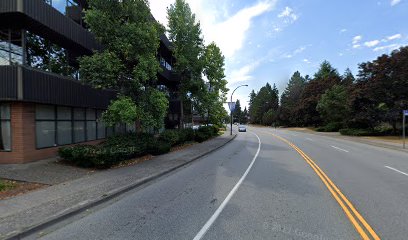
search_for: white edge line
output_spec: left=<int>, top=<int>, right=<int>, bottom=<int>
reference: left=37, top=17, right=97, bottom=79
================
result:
left=385, top=166, right=408, bottom=177
left=306, top=138, right=314, bottom=141
left=331, top=145, right=349, bottom=153
left=193, top=132, right=262, bottom=240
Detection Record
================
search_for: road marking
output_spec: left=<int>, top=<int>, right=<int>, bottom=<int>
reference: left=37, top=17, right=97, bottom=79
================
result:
left=385, top=166, right=408, bottom=177
left=306, top=138, right=314, bottom=141
left=193, top=132, right=262, bottom=240
left=331, top=145, right=349, bottom=153
left=269, top=133, right=380, bottom=240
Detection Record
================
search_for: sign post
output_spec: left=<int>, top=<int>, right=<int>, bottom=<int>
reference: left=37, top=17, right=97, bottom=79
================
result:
left=404, top=110, right=408, bottom=149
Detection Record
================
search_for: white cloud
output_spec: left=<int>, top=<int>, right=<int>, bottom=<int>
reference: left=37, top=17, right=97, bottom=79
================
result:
left=387, top=33, right=402, bottom=40
left=353, top=44, right=361, bottom=49
left=150, top=1, right=276, bottom=58
left=352, top=35, right=362, bottom=44
left=278, top=6, right=298, bottom=23
left=208, top=1, right=275, bottom=57
left=391, top=0, right=401, bottom=6
left=294, top=46, right=306, bottom=54
left=364, top=40, right=380, bottom=47
left=303, top=59, right=311, bottom=64
left=373, top=43, right=401, bottom=52
left=282, top=45, right=308, bottom=59
left=227, top=61, right=261, bottom=85
left=340, top=29, right=347, bottom=33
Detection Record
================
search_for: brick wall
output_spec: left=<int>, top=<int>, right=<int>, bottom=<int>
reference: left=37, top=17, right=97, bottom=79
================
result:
left=0, top=102, right=103, bottom=164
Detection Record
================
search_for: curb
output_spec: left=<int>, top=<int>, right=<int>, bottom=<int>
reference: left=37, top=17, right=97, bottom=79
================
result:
left=5, top=133, right=237, bottom=240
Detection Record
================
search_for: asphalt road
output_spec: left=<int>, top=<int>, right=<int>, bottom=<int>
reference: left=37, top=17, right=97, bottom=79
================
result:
left=30, top=126, right=408, bottom=240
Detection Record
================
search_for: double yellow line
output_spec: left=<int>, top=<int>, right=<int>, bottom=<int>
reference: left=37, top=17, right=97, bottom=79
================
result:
left=269, top=133, right=380, bottom=240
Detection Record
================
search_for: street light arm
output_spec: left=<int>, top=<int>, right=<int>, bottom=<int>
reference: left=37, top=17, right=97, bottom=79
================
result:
left=230, top=84, right=248, bottom=135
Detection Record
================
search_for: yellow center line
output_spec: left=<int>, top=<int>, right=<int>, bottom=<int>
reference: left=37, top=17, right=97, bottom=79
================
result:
left=267, top=132, right=380, bottom=240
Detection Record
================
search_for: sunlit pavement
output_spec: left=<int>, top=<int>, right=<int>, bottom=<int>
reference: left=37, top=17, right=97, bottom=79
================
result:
left=31, top=126, right=408, bottom=240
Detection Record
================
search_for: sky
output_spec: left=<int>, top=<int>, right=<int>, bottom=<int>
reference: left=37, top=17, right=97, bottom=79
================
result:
left=150, top=0, right=408, bottom=110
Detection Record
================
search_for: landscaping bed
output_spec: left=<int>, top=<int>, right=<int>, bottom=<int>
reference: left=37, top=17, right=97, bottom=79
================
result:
left=0, top=179, right=46, bottom=200
left=58, top=126, right=220, bottom=169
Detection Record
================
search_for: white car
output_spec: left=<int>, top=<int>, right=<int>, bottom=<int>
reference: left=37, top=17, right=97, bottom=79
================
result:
left=238, top=125, right=247, bottom=132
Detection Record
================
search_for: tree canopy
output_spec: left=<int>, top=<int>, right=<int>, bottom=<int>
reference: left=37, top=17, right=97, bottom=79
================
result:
left=80, top=0, right=168, bottom=130
left=248, top=47, right=408, bottom=135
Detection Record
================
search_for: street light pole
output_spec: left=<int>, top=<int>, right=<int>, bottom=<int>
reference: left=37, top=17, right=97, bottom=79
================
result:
left=230, top=84, right=248, bottom=135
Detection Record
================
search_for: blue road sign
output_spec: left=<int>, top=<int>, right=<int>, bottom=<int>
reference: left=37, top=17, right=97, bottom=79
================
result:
left=404, top=110, right=408, bottom=116
left=228, top=102, right=236, bottom=112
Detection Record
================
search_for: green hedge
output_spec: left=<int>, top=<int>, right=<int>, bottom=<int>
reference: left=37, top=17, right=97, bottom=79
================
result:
left=339, top=128, right=376, bottom=136
left=316, top=122, right=344, bottom=132
left=339, top=127, right=395, bottom=136
left=159, top=130, right=180, bottom=147
left=195, top=126, right=219, bottom=142
left=58, top=126, right=220, bottom=168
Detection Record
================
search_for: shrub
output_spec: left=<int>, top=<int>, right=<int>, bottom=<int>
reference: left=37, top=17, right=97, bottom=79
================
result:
left=159, top=130, right=180, bottom=147
left=91, top=146, right=144, bottom=168
left=193, top=125, right=218, bottom=142
left=178, top=128, right=195, bottom=143
left=195, top=131, right=209, bottom=143
left=58, top=145, right=97, bottom=168
left=339, top=128, right=375, bottom=136
left=0, top=180, right=16, bottom=192
left=340, top=127, right=396, bottom=136
left=316, top=122, right=344, bottom=132
left=149, top=141, right=171, bottom=155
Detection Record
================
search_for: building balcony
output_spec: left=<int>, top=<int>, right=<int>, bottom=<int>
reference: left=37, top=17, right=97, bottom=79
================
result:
left=0, top=0, right=100, bottom=54
left=0, top=65, right=116, bottom=109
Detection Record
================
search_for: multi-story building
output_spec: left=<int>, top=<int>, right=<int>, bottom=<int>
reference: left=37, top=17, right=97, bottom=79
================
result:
left=0, top=0, right=182, bottom=164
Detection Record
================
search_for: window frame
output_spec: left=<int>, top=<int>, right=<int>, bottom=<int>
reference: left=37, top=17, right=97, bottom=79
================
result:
left=0, top=103, right=12, bottom=152
left=35, top=104, right=108, bottom=149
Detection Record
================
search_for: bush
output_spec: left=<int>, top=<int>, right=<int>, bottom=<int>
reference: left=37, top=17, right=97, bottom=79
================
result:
left=340, top=127, right=395, bottom=136
left=159, top=130, right=180, bottom=147
left=0, top=180, right=16, bottom=192
left=339, top=128, right=376, bottom=136
left=194, top=126, right=219, bottom=142
left=59, top=133, right=156, bottom=168
left=316, top=122, right=344, bottom=132
left=178, top=128, right=196, bottom=143
left=149, top=141, right=171, bottom=155
left=58, top=126, right=220, bottom=168
left=58, top=145, right=97, bottom=168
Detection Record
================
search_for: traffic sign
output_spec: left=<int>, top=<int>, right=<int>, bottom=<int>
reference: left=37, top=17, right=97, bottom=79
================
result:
left=404, top=110, right=408, bottom=116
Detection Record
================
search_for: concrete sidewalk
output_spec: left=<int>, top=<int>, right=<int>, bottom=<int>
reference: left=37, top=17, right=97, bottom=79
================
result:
left=0, top=131, right=236, bottom=239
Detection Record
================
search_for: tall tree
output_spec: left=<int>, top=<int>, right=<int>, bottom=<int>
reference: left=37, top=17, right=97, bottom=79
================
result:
left=316, top=85, right=350, bottom=127
left=341, top=68, right=355, bottom=86
left=79, top=0, right=168, bottom=130
left=167, top=0, right=205, bottom=127
left=234, top=99, right=243, bottom=123
left=242, top=107, right=249, bottom=124
left=279, top=71, right=307, bottom=126
left=201, top=42, right=228, bottom=125
left=350, top=46, right=408, bottom=131
left=298, top=61, right=341, bottom=126
left=248, top=83, right=280, bottom=125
